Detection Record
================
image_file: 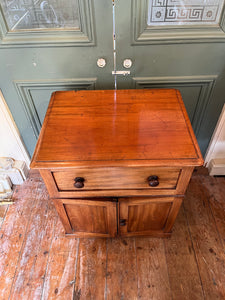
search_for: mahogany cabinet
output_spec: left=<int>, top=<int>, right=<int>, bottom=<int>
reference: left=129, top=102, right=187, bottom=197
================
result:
left=30, top=89, right=203, bottom=238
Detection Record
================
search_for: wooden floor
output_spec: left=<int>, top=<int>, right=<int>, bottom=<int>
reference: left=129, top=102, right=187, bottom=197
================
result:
left=0, top=168, right=225, bottom=300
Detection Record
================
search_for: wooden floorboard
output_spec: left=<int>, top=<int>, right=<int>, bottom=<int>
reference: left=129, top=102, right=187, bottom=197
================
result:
left=202, top=176, right=225, bottom=251
left=0, top=177, right=41, bottom=299
left=74, top=238, right=107, bottom=300
left=0, top=168, right=225, bottom=300
left=9, top=184, right=56, bottom=300
left=135, top=237, right=171, bottom=299
left=0, top=204, right=9, bottom=229
left=183, top=174, right=225, bottom=300
left=164, top=206, right=204, bottom=300
left=41, top=219, right=79, bottom=300
left=106, top=237, right=138, bottom=300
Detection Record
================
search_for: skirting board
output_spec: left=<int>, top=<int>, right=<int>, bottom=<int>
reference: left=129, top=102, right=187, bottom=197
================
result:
left=208, top=158, right=225, bottom=176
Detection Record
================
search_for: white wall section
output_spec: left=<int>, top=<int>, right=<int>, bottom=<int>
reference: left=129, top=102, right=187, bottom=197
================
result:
left=205, top=104, right=225, bottom=175
left=0, top=90, right=30, bottom=167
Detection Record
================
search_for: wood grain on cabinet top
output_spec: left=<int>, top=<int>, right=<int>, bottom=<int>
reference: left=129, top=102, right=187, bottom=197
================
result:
left=30, top=89, right=203, bottom=168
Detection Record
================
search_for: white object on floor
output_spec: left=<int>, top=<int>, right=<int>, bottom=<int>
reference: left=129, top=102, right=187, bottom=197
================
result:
left=0, top=174, right=13, bottom=201
left=0, top=157, right=29, bottom=185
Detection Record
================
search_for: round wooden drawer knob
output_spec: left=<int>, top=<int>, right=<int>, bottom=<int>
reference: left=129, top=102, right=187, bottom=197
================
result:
left=74, top=177, right=85, bottom=188
left=148, top=175, right=159, bottom=187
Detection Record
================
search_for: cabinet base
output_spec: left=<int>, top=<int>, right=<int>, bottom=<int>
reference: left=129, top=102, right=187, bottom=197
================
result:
left=64, top=231, right=172, bottom=238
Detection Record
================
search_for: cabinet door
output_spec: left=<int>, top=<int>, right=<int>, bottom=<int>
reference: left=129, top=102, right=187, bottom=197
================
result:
left=118, top=197, right=182, bottom=237
left=53, top=198, right=117, bottom=238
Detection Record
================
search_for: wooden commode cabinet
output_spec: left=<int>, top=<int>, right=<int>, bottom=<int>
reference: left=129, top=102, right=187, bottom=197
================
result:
left=30, top=89, right=203, bottom=238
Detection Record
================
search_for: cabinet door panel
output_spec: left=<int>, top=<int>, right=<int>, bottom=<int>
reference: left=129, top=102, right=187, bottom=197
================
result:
left=127, top=202, right=172, bottom=232
left=53, top=198, right=117, bottom=237
left=119, top=197, right=182, bottom=237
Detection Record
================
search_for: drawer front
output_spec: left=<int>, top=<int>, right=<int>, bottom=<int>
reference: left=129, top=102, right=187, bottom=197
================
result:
left=52, top=167, right=181, bottom=192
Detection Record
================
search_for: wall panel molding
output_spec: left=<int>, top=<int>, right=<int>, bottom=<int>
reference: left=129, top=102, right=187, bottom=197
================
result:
left=0, top=0, right=95, bottom=47
left=132, top=0, right=225, bottom=45
left=14, top=78, right=97, bottom=139
left=133, top=75, right=217, bottom=136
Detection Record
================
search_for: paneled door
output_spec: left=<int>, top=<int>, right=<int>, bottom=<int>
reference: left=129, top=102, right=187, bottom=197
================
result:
left=1, top=0, right=225, bottom=157
left=0, top=0, right=113, bottom=156
left=115, top=0, right=225, bottom=155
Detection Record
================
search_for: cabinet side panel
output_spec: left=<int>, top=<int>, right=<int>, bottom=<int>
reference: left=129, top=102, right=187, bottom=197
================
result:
left=176, top=167, right=195, bottom=194
left=52, top=199, right=73, bottom=234
left=39, top=169, right=59, bottom=197
left=164, top=197, right=183, bottom=233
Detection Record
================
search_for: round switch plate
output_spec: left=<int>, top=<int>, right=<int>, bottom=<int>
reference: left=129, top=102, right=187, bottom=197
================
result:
left=97, top=58, right=106, bottom=68
left=123, top=59, right=132, bottom=68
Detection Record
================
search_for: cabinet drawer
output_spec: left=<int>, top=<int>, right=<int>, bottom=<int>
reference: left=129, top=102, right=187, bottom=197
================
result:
left=52, top=167, right=181, bottom=192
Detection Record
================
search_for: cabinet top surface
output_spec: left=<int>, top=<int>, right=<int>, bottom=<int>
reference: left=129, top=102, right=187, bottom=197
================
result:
left=31, top=89, right=203, bottom=168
